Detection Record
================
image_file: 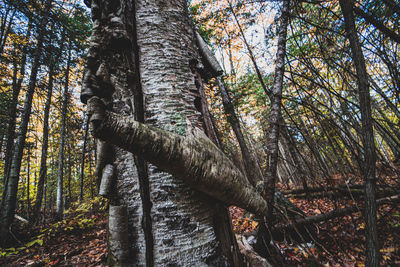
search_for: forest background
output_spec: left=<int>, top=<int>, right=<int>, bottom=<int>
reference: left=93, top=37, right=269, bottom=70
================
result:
left=0, top=0, right=399, bottom=265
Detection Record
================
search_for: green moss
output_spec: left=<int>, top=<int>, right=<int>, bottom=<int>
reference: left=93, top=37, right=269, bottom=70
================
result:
left=166, top=113, right=187, bottom=136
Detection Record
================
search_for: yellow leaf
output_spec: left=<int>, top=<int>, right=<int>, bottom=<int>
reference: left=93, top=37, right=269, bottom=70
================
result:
left=251, top=221, right=258, bottom=228
left=382, top=255, right=390, bottom=260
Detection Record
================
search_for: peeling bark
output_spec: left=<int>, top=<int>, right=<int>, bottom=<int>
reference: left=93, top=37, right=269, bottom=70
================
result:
left=82, top=0, right=245, bottom=265
left=99, top=164, right=115, bottom=197
left=94, top=140, right=113, bottom=190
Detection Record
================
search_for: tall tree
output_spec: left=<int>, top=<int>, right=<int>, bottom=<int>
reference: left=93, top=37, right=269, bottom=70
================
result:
left=264, top=0, right=290, bottom=216
left=2, top=22, right=31, bottom=197
left=80, top=0, right=260, bottom=265
left=339, top=0, right=380, bottom=266
left=56, top=42, right=71, bottom=219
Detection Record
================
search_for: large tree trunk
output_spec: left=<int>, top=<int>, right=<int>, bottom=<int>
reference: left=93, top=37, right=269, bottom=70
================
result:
left=82, top=0, right=246, bottom=265
left=0, top=0, right=52, bottom=246
left=340, top=0, right=380, bottom=266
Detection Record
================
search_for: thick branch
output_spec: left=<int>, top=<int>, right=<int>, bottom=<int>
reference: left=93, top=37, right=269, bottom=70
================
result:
left=87, top=97, right=268, bottom=216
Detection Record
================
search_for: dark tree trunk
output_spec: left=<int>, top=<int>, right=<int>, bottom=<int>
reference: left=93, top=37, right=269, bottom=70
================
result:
left=217, top=77, right=263, bottom=187
left=66, top=145, right=72, bottom=209
left=0, top=0, right=52, bottom=246
left=33, top=60, right=55, bottom=223
left=340, top=0, right=380, bottom=266
left=2, top=23, right=31, bottom=201
left=0, top=6, right=16, bottom=59
left=26, top=147, right=30, bottom=220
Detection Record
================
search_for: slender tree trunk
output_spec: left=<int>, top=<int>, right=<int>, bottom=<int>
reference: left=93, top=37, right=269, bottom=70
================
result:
left=56, top=44, right=71, bottom=219
left=79, top=115, right=89, bottom=203
left=0, top=0, right=52, bottom=245
left=26, top=147, right=30, bottom=220
left=33, top=62, right=55, bottom=223
left=280, top=125, right=309, bottom=194
left=0, top=7, right=16, bottom=59
left=67, top=145, right=72, bottom=208
left=0, top=129, right=4, bottom=155
left=217, top=77, right=263, bottom=187
left=195, top=27, right=264, bottom=187
left=33, top=28, right=66, bottom=221
left=264, top=0, right=290, bottom=216
left=340, top=0, right=380, bottom=265
left=228, top=0, right=270, bottom=96
left=89, top=145, right=94, bottom=199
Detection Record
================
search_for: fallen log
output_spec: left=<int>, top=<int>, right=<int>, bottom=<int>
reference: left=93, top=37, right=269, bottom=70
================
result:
left=283, top=184, right=396, bottom=196
left=285, top=187, right=398, bottom=200
left=274, top=194, right=400, bottom=231
left=282, top=184, right=364, bottom=195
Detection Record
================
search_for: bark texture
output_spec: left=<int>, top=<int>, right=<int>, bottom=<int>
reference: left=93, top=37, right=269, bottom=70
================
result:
left=82, top=0, right=245, bottom=265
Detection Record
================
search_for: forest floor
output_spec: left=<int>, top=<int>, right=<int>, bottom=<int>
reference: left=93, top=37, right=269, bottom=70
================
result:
left=0, top=197, right=108, bottom=266
left=1, top=181, right=399, bottom=266
left=231, top=173, right=400, bottom=266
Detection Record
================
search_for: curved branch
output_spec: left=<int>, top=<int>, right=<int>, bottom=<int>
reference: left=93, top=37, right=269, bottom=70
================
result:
left=87, top=97, right=269, bottom=217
